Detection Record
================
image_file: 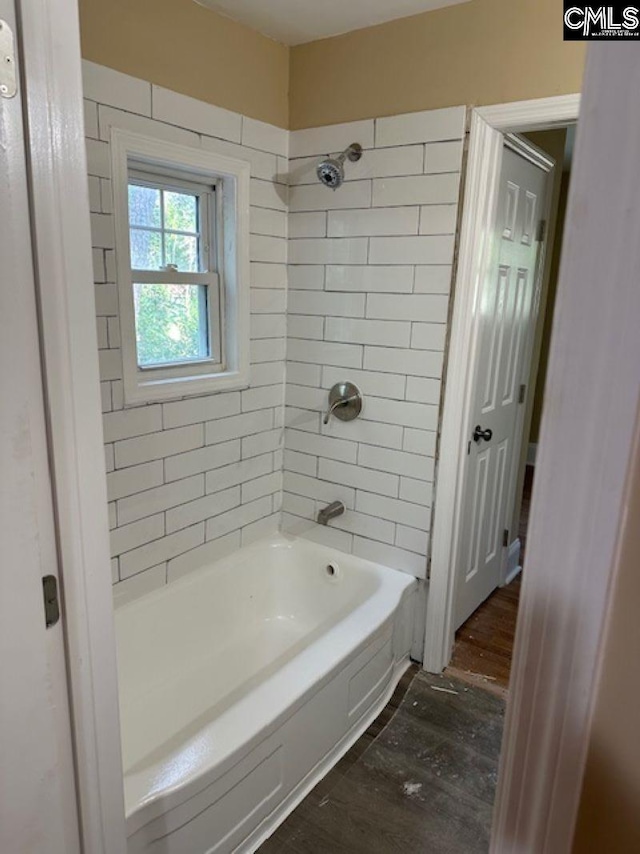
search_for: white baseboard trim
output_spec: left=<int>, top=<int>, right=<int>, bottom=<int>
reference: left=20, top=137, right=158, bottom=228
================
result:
left=503, top=538, right=522, bottom=586
left=504, top=563, right=523, bottom=587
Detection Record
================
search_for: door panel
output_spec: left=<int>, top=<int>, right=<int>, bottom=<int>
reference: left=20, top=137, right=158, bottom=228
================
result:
left=482, top=265, right=509, bottom=414
left=502, top=268, right=529, bottom=406
left=466, top=447, right=490, bottom=583
left=454, top=144, right=550, bottom=629
left=487, top=438, right=509, bottom=564
left=0, top=1, right=80, bottom=850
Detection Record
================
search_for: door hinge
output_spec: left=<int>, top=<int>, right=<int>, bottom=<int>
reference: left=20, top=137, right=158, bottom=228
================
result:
left=518, top=383, right=526, bottom=404
left=537, top=219, right=546, bottom=242
left=0, top=20, right=17, bottom=99
left=42, top=575, right=60, bottom=628
left=502, top=528, right=510, bottom=548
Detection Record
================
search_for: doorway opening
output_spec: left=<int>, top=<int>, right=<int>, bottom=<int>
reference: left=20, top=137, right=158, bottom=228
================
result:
left=425, top=97, right=581, bottom=679
left=445, top=127, right=575, bottom=697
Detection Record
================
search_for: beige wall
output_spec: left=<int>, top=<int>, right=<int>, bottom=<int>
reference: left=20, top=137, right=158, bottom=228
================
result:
left=78, top=0, right=289, bottom=128
left=79, top=0, right=586, bottom=131
left=573, top=413, right=640, bottom=853
left=290, top=0, right=586, bottom=129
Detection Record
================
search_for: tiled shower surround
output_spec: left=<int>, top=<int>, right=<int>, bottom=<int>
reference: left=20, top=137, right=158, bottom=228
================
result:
left=84, top=61, right=465, bottom=595
left=281, top=111, right=465, bottom=577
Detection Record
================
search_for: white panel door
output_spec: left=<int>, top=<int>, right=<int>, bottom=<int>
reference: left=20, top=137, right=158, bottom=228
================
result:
left=453, top=144, right=549, bottom=630
left=0, top=1, right=81, bottom=850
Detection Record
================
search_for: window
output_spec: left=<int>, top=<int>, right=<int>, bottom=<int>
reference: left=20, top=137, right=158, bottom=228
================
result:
left=111, top=130, right=250, bottom=404
left=128, top=172, right=221, bottom=370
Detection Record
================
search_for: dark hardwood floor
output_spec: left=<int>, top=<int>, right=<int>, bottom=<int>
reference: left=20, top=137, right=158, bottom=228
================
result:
left=258, top=668, right=505, bottom=853
left=446, top=577, right=521, bottom=698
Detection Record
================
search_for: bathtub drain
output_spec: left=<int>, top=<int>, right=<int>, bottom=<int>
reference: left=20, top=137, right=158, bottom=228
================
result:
left=325, top=562, right=340, bottom=580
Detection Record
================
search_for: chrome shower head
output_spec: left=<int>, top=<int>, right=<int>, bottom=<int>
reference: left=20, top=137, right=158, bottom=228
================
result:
left=316, top=143, right=362, bottom=189
left=317, top=157, right=344, bottom=189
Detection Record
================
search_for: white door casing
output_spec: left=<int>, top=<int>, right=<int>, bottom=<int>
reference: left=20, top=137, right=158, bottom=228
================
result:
left=0, top=1, right=80, bottom=850
left=453, top=140, right=552, bottom=629
left=10, top=0, right=127, bottom=850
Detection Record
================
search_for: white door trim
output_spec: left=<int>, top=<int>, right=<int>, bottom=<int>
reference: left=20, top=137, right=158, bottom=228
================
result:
left=426, top=109, right=502, bottom=648
left=504, top=131, right=556, bottom=171
left=19, top=1, right=127, bottom=851
left=424, top=93, right=580, bottom=673
left=477, top=93, right=581, bottom=131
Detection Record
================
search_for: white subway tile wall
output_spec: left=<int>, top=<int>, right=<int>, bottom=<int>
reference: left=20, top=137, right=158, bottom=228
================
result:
left=283, top=108, right=465, bottom=578
left=86, top=59, right=466, bottom=591
left=84, top=61, right=286, bottom=593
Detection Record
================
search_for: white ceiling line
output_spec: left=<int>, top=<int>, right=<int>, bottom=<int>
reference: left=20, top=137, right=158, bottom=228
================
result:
left=195, top=0, right=471, bottom=46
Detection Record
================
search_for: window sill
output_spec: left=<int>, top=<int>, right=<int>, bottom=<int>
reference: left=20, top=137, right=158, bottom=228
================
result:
left=124, top=366, right=250, bottom=405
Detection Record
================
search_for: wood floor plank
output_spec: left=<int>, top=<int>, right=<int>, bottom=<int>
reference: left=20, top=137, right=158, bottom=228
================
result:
left=447, top=576, right=522, bottom=691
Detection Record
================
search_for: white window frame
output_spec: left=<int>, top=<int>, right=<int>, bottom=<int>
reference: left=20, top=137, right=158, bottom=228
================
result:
left=128, top=167, right=223, bottom=375
left=111, top=129, right=250, bottom=404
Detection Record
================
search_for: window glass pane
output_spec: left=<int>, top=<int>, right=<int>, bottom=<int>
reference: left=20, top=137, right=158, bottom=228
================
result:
left=165, top=233, right=199, bottom=272
left=164, top=190, right=198, bottom=234
left=130, top=228, right=162, bottom=270
left=128, top=184, right=161, bottom=228
left=133, top=283, right=209, bottom=367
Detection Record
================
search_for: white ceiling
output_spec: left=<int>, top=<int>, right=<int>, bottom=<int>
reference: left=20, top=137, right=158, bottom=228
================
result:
left=195, top=0, right=471, bottom=46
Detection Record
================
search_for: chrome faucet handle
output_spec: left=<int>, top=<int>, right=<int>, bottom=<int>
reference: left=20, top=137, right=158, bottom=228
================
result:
left=323, top=394, right=358, bottom=425
left=323, top=382, right=362, bottom=425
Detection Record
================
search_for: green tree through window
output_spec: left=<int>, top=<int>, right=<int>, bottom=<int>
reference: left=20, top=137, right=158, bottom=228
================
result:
left=128, top=178, right=215, bottom=367
left=134, top=283, right=208, bottom=366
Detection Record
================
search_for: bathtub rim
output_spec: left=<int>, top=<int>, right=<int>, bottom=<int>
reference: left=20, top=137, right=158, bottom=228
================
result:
left=113, top=532, right=384, bottom=617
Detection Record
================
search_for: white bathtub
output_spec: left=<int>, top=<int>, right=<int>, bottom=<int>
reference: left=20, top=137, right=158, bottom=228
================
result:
left=115, top=533, right=417, bottom=853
